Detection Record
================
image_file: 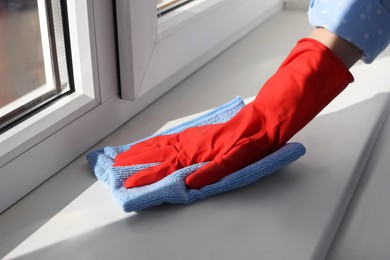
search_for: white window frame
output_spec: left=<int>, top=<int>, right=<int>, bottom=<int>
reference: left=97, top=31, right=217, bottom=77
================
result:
left=116, top=0, right=283, bottom=100
left=0, top=0, right=101, bottom=213
left=0, top=0, right=284, bottom=213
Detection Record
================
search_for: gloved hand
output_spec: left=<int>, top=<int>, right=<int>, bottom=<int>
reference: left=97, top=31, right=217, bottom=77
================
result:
left=115, top=106, right=276, bottom=189
left=114, top=38, right=353, bottom=189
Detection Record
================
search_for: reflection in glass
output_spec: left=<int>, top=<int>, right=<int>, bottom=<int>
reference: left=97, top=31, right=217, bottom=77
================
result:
left=0, top=0, right=70, bottom=131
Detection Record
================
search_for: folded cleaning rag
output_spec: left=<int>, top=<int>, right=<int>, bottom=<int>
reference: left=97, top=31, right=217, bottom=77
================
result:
left=86, top=97, right=306, bottom=212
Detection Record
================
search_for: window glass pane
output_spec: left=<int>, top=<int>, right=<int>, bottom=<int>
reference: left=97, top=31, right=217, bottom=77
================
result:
left=157, top=0, right=194, bottom=16
left=0, top=0, right=71, bottom=132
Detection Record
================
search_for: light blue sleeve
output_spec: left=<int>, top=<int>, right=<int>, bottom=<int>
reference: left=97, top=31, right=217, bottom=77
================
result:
left=308, top=0, right=390, bottom=63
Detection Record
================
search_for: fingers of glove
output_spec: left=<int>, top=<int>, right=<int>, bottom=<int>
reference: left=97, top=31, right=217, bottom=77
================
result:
left=115, top=124, right=218, bottom=166
left=124, top=159, right=181, bottom=188
left=124, top=134, right=180, bottom=155
left=185, top=141, right=271, bottom=189
left=185, top=160, right=234, bottom=189
left=114, top=145, right=179, bottom=166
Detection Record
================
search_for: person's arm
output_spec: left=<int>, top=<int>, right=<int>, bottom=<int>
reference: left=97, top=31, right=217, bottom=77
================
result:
left=308, top=0, right=390, bottom=64
left=309, top=28, right=362, bottom=69
left=115, top=36, right=354, bottom=189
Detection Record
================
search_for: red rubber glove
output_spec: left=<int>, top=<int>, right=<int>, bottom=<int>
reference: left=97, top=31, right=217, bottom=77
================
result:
left=114, top=38, right=353, bottom=189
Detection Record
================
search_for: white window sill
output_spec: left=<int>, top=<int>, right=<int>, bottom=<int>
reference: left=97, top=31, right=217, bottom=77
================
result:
left=1, top=9, right=390, bottom=260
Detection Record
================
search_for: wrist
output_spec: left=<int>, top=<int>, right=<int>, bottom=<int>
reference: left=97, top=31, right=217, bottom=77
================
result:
left=309, top=28, right=362, bottom=69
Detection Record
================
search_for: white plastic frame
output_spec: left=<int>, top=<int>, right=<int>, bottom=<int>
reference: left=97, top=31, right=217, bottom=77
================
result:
left=116, top=0, right=284, bottom=100
left=0, top=0, right=100, bottom=213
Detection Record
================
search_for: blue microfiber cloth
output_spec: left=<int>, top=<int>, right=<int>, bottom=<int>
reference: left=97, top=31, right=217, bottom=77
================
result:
left=86, top=97, right=306, bottom=212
